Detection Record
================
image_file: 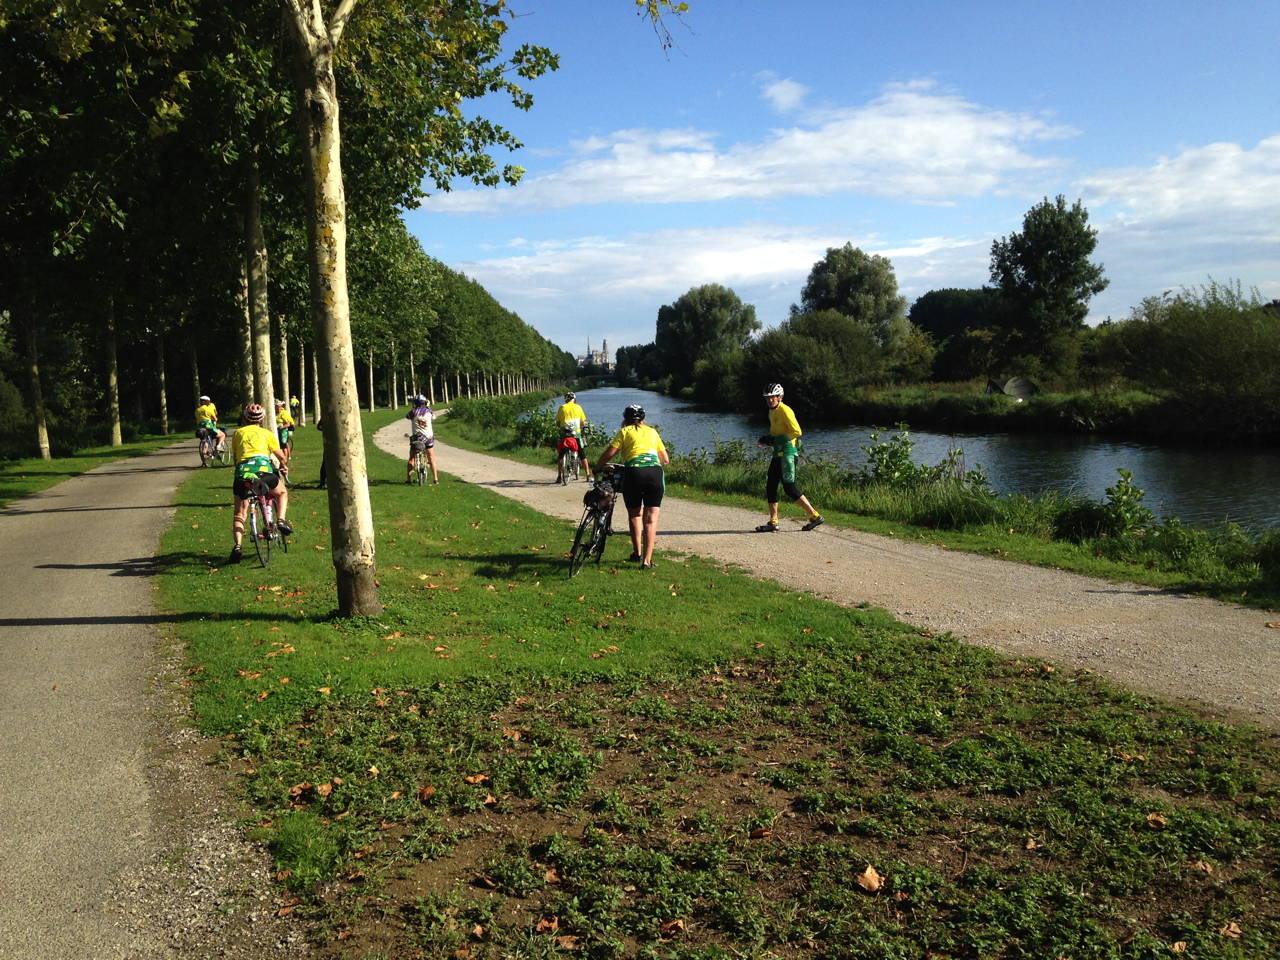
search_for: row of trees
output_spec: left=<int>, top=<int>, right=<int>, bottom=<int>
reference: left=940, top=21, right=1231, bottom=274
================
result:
left=2, top=1, right=679, bottom=614
left=616, top=196, right=1114, bottom=416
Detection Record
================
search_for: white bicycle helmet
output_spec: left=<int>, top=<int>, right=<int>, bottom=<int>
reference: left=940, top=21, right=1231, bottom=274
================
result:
left=762, top=383, right=784, bottom=398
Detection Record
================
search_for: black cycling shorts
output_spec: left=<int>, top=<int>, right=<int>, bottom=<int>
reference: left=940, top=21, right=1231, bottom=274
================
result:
left=409, top=436, right=436, bottom=452
left=766, top=456, right=803, bottom=502
left=622, top=465, right=664, bottom=511
left=234, top=473, right=280, bottom=500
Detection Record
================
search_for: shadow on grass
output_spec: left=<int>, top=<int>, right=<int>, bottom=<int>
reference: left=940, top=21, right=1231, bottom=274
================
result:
left=3, top=502, right=216, bottom=517
left=35, top=551, right=225, bottom=576
left=470, top=551, right=574, bottom=579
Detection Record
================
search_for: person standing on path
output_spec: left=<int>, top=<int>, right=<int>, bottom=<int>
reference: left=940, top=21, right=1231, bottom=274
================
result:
left=597, top=403, right=669, bottom=569
left=405, top=394, right=439, bottom=484
left=555, top=391, right=594, bottom=482
left=756, top=383, right=823, bottom=532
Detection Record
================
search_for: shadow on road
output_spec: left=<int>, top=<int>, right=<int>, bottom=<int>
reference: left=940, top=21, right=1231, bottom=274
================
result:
left=0, top=610, right=327, bottom=628
left=3, top=502, right=213, bottom=516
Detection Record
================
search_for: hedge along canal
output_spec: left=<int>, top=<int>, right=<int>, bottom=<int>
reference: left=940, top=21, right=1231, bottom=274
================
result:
left=561, top=387, right=1280, bottom=530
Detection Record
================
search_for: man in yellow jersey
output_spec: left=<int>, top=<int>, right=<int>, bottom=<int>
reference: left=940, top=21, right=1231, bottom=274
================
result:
left=597, top=403, right=669, bottom=569
left=193, top=394, right=225, bottom=459
left=554, top=391, right=593, bottom=481
left=755, top=383, right=823, bottom=532
left=275, top=400, right=296, bottom=467
left=289, top=394, right=301, bottom=423
left=227, top=403, right=292, bottom=564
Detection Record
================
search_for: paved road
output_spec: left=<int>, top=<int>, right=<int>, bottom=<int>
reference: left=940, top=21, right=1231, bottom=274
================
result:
left=377, top=422, right=1280, bottom=730
left=0, top=445, right=194, bottom=959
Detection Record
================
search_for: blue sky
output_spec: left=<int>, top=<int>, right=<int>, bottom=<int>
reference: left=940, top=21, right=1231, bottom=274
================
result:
left=403, top=0, right=1280, bottom=358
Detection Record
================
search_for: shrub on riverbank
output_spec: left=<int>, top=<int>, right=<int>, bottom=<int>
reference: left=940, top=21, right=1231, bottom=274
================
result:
left=665, top=429, right=1280, bottom=588
left=445, top=392, right=555, bottom=430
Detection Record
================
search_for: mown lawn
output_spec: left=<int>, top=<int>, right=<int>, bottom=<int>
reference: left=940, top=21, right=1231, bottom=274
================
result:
left=0, top=432, right=183, bottom=507
left=158, top=409, right=1280, bottom=959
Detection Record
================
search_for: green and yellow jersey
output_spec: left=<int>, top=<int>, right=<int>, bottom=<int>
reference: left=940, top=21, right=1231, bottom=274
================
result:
left=607, top=424, right=667, bottom=467
left=232, top=424, right=282, bottom=479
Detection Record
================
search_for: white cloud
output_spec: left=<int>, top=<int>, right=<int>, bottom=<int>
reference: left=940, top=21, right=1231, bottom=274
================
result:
left=1080, top=135, right=1280, bottom=317
left=756, top=71, right=809, bottom=113
left=425, top=80, right=1076, bottom=213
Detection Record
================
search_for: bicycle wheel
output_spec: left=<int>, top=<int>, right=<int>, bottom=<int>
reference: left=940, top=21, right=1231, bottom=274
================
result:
left=199, top=437, right=210, bottom=467
left=588, top=511, right=609, bottom=565
left=251, top=498, right=272, bottom=567
left=416, top=452, right=426, bottom=486
left=277, top=518, right=289, bottom=554
left=216, top=440, right=231, bottom=466
left=567, top=509, right=596, bottom=578
left=570, top=454, right=580, bottom=482
left=558, top=451, right=569, bottom=485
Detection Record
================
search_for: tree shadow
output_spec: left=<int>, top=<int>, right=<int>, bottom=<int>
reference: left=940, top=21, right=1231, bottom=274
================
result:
left=0, top=610, right=331, bottom=628
left=35, top=551, right=220, bottom=577
left=2, top=502, right=216, bottom=517
left=470, top=552, right=572, bottom=579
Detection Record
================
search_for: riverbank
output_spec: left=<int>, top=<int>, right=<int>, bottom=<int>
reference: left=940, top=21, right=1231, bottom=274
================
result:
left=436, top=407, right=1280, bottom=610
left=153, top=409, right=1280, bottom=957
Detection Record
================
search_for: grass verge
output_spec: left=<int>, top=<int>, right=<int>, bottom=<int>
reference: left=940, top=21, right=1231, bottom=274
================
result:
left=433, top=417, right=1280, bottom=610
left=0, top=433, right=184, bottom=508
left=158, top=409, right=1280, bottom=958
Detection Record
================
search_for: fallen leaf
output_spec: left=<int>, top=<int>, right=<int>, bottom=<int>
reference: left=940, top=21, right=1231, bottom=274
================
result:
left=534, top=915, right=559, bottom=933
left=434, top=645, right=448, bottom=653
left=336, top=930, right=352, bottom=941
left=315, top=782, right=333, bottom=799
left=367, top=765, right=379, bottom=778
left=855, top=865, right=883, bottom=892
left=1266, top=621, right=1280, bottom=629
left=749, top=827, right=772, bottom=839
left=483, top=793, right=497, bottom=806
left=390, top=790, right=403, bottom=800
left=474, top=874, right=497, bottom=889
left=1170, top=942, right=1187, bottom=954
left=1146, top=812, right=1169, bottom=829
left=472, top=924, right=485, bottom=940
left=502, top=727, right=523, bottom=741
left=279, top=677, right=290, bottom=685
left=417, top=785, right=436, bottom=804
left=256, top=690, right=270, bottom=702
left=1220, top=921, right=1242, bottom=939
left=1190, top=859, right=1214, bottom=874
left=288, top=782, right=311, bottom=799
left=555, top=935, right=580, bottom=950
left=544, top=867, right=561, bottom=884
left=463, top=773, right=489, bottom=785
left=237, top=669, right=263, bottom=679
left=1025, top=837, right=1041, bottom=850
left=317, top=686, right=331, bottom=696
left=659, top=918, right=686, bottom=936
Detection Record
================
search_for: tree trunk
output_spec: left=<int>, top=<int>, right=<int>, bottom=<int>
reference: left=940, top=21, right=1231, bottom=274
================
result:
left=237, top=256, right=255, bottom=405
left=288, top=15, right=381, bottom=615
left=310, top=345, right=321, bottom=432
left=298, top=337, right=307, bottom=425
left=277, top=316, right=291, bottom=409
left=189, top=343, right=201, bottom=408
left=245, top=156, right=277, bottom=434
left=407, top=344, right=417, bottom=396
left=106, top=298, right=123, bottom=447
left=24, top=319, right=51, bottom=460
left=367, top=348, right=376, bottom=411
left=157, top=336, right=169, bottom=435
left=390, top=340, right=398, bottom=407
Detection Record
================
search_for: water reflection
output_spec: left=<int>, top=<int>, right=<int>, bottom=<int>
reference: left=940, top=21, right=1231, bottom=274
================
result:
left=559, top=387, right=1280, bottom=529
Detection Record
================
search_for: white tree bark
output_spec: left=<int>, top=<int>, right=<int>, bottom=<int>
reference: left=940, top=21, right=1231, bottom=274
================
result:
left=277, top=316, right=291, bottom=409
left=285, top=0, right=381, bottom=615
left=157, top=336, right=169, bottom=435
left=245, top=156, right=278, bottom=434
left=298, top=336, right=307, bottom=425
left=24, top=319, right=51, bottom=460
left=366, top=347, right=375, bottom=411
left=237, top=257, right=255, bottom=406
left=310, top=345, right=321, bottom=432
left=106, top=297, right=122, bottom=447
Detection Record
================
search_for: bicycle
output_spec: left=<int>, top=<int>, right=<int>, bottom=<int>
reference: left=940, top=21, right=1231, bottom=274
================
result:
left=246, top=474, right=289, bottom=567
left=405, top=434, right=431, bottom=486
left=215, top=436, right=231, bottom=466
left=567, top=466, right=620, bottom=577
left=197, top=430, right=213, bottom=467
left=558, top=446, right=581, bottom=485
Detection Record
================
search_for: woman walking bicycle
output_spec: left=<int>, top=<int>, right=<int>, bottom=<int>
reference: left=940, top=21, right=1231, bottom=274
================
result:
left=597, top=403, right=668, bottom=570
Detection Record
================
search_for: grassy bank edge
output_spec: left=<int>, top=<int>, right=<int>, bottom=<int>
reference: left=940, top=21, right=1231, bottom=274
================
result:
left=0, top=432, right=185, bottom=508
left=434, top=416, right=1278, bottom=611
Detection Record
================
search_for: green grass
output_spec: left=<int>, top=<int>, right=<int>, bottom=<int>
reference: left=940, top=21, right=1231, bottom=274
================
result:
left=157, top=410, right=1280, bottom=957
left=0, top=432, right=184, bottom=507
left=433, top=417, right=1280, bottom=610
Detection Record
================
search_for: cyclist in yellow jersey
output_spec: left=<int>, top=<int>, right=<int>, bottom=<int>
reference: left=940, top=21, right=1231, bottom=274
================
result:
left=275, top=400, right=296, bottom=468
left=227, top=403, right=292, bottom=564
left=597, top=403, right=669, bottom=569
left=554, top=391, right=593, bottom=480
left=756, top=383, right=823, bottom=532
left=194, top=395, right=226, bottom=456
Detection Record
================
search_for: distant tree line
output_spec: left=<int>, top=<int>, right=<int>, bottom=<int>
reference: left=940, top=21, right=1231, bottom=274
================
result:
left=617, top=195, right=1279, bottom=436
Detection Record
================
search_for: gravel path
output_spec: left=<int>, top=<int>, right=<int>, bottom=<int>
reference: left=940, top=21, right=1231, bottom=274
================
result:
left=0, top=445, right=303, bottom=959
left=377, top=422, right=1279, bottom=730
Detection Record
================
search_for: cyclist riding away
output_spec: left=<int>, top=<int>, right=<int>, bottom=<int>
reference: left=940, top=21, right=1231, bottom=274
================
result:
left=228, top=403, right=292, bottom=564
left=405, top=394, right=439, bottom=484
left=555, top=391, right=593, bottom=482
left=756, top=383, right=824, bottom=533
left=275, top=400, right=296, bottom=469
left=597, top=403, right=669, bottom=569
left=194, top=395, right=225, bottom=460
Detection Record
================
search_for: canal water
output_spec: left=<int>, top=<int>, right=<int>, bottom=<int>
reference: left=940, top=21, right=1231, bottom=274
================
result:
left=556, top=387, right=1280, bottom=530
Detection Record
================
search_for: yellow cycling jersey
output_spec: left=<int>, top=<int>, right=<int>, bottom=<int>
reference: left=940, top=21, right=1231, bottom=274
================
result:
left=768, top=401, right=803, bottom=441
left=555, top=402, right=587, bottom=432
left=276, top=409, right=296, bottom=428
left=607, top=424, right=667, bottom=467
left=232, top=424, right=282, bottom=463
left=195, top=403, right=218, bottom=425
